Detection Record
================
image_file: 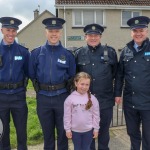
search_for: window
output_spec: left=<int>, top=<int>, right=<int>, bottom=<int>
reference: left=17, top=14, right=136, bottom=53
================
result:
left=121, top=10, right=141, bottom=26
left=73, top=10, right=104, bottom=27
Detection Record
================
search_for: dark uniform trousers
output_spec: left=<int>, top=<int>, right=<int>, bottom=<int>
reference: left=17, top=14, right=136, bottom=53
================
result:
left=0, top=91, right=28, bottom=150
left=124, top=107, right=150, bottom=150
left=37, top=92, right=68, bottom=150
left=90, top=107, right=113, bottom=150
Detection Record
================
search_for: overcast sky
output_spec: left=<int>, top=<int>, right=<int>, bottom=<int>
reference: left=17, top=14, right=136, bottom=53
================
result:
left=0, top=0, right=55, bottom=33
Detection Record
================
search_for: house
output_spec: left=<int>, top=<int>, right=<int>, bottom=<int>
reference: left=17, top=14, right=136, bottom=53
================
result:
left=55, top=0, right=150, bottom=55
left=17, top=10, right=55, bottom=50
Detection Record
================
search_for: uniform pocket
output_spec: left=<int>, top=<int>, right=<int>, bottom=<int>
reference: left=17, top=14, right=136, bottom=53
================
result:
left=77, top=60, right=90, bottom=66
left=143, top=56, right=150, bottom=69
left=123, top=56, right=133, bottom=69
left=123, top=56, right=133, bottom=62
left=77, top=52, right=90, bottom=66
left=143, top=56, right=150, bottom=62
left=56, top=61, right=69, bottom=69
left=77, top=59, right=90, bottom=72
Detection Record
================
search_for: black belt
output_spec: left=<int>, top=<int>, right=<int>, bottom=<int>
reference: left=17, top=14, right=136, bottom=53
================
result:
left=0, top=81, right=24, bottom=89
left=39, top=82, right=66, bottom=91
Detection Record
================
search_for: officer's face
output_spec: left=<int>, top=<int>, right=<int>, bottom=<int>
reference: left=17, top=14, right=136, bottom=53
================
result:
left=131, top=28, right=148, bottom=45
left=1, top=28, right=17, bottom=45
left=75, top=78, right=90, bottom=95
left=85, top=34, right=101, bottom=47
left=45, top=29, right=62, bottom=45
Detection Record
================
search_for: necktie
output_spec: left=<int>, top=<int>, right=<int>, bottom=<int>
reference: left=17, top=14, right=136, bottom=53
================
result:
left=137, top=46, right=142, bottom=52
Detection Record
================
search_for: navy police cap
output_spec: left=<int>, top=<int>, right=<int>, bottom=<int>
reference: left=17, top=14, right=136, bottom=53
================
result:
left=0, top=17, right=22, bottom=30
left=83, top=23, right=104, bottom=35
left=127, top=16, right=150, bottom=29
left=42, top=17, right=65, bottom=29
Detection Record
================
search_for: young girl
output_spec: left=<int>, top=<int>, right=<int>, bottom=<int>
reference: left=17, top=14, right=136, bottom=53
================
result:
left=64, top=72, right=100, bottom=150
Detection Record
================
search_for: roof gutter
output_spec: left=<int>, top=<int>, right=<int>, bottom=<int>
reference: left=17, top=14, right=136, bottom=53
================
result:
left=55, top=4, right=150, bottom=10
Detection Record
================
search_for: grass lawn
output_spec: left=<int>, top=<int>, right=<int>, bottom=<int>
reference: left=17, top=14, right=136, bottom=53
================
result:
left=10, top=81, right=43, bottom=148
left=27, top=79, right=33, bottom=90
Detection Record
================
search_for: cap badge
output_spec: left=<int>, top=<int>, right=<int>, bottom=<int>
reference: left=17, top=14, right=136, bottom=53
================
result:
left=10, top=20, right=14, bottom=24
left=135, top=20, right=139, bottom=24
left=52, top=20, right=56, bottom=25
left=92, top=26, right=96, bottom=30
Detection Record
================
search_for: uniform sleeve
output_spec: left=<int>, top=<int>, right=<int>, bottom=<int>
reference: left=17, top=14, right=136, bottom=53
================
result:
left=64, top=97, right=72, bottom=132
left=23, top=49, right=30, bottom=78
left=28, top=49, right=38, bottom=81
left=74, top=48, right=82, bottom=73
left=92, top=96, right=100, bottom=131
left=67, top=52, right=76, bottom=78
left=109, top=48, right=118, bottom=79
left=114, top=50, right=125, bottom=97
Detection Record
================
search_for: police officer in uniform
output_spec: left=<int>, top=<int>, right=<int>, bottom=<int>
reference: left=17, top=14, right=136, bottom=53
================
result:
left=115, top=16, right=150, bottom=150
left=29, top=17, right=76, bottom=150
left=75, top=24, right=118, bottom=150
left=0, top=17, right=29, bottom=150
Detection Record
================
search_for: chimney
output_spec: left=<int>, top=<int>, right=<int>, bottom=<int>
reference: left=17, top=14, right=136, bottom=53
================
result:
left=34, top=9, right=39, bottom=19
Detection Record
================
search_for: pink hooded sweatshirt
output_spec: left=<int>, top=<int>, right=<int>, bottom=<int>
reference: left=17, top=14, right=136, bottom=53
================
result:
left=64, top=90, right=100, bottom=133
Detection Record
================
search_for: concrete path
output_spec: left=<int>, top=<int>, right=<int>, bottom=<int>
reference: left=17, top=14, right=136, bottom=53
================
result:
left=13, top=126, right=131, bottom=150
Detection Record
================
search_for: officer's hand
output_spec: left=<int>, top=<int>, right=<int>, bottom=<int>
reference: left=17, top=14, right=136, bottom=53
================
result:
left=66, top=131, right=72, bottom=139
left=93, top=131, right=99, bottom=138
left=115, top=97, right=122, bottom=105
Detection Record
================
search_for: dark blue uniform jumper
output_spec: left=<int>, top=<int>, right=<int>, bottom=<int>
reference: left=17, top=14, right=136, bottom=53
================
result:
left=29, top=41, right=76, bottom=150
left=75, top=44, right=118, bottom=150
left=115, top=38, right=150, bottom=150
left=0, top=40, right=29, bottom=150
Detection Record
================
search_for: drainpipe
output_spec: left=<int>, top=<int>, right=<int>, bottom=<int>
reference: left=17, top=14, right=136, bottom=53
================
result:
left=63, top=6, right=67, bottom=47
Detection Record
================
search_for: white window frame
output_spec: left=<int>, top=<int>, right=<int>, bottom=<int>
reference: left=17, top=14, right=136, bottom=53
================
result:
left=121, top=10, right=141, bottom=27
left=72, top=9, right=105, bottom=27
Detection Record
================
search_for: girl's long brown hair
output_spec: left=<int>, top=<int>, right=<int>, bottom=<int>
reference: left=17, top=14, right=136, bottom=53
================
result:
left=74, top=72, right=93, bottom=110
left=85, top=90, right=93, bottom=110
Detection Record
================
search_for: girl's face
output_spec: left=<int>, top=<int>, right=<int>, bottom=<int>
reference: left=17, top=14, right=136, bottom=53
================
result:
left=75, top=78, right=90, bottom=95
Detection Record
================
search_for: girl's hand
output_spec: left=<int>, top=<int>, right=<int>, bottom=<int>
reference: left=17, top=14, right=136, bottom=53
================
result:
left=93, top=131, right=99, bottom=138
left=115, top=97, right=122, bottom=105
left=66, top=131, right=72, bottom=139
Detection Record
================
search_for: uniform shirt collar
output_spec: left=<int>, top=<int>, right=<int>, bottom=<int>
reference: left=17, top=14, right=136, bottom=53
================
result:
left=133, top=38, right=149, bottom=52
left=88, top=43, right=101, bottom=51
left=47, top=41, right=60, bottom=46
left=133, top=42, right=139, bottom=52
left=2, top=39, right=14, bottom=45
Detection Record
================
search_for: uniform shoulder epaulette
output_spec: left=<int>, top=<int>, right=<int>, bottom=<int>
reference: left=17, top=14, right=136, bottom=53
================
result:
left=18, top=44, right=28, bottom=50
left=31, top=46, right=41, bottom=52
left=67, top=47, right=83, bottom=56
left=66, top=48, right=74, bottom=56
left=106, top=45, right=116, bottom=52
left=121, top=45, right=129, bottom=53
left=77, top=46, right=84, bottom=50
left=75, top=46, right=82, bottom=51
left=105, top=45, right=117, bottom=56
left=30, top=46, right=42, bottom=56
left=122, top=45, right=127, bottom=50
left=74, top=46, right=84, bottom=54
